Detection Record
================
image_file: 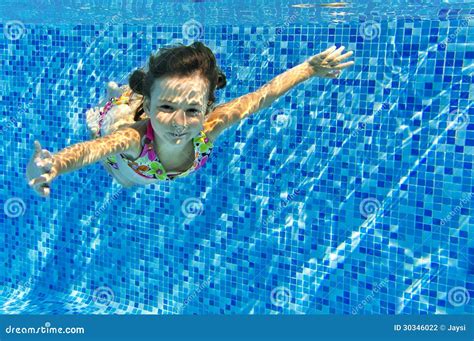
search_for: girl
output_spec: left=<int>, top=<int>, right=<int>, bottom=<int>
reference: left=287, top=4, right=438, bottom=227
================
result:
left=26, top=42, right=354, bottom=197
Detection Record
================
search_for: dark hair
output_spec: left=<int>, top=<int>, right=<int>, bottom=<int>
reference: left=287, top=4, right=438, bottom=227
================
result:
left=129, top=42, right=226, bottom=120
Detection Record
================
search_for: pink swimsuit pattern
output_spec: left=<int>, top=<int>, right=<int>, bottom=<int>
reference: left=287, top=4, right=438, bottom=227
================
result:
left=97, top=92, right=214, bottom=181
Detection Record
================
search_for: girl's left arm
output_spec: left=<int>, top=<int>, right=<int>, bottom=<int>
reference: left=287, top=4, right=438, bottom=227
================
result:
left=204, top=45, right=354, bottom=141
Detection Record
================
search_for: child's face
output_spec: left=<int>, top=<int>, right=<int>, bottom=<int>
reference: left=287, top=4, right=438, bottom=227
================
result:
left=144, top=73, right=210, bottom=147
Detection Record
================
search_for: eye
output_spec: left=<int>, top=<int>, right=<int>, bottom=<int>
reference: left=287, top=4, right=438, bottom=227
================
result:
left=187, top=109, right=200, bottom=116
left=160, top=105, right=173, bottom=110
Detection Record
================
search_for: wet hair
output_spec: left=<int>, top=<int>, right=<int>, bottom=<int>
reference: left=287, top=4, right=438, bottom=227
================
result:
left=129, top=42, right=226, bottom=120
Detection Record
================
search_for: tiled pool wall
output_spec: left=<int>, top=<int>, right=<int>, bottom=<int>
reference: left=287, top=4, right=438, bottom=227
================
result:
left=0, top=17, right=473, bottom=314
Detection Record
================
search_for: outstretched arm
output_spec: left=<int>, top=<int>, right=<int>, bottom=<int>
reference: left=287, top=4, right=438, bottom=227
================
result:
left=204, top=45, right=354, bottom=141
left=26, top=123, right=142, bottom=197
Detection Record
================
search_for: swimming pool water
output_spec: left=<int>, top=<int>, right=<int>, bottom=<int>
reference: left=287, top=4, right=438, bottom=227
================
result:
left=0, top=2, right=473, bottom=315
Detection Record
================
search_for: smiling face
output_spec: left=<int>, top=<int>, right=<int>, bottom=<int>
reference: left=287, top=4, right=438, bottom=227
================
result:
left=143, top=72, right=210, bottom=148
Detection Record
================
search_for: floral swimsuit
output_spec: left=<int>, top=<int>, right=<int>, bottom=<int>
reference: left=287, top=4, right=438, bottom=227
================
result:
left=97, top=91, right=214, bottom=181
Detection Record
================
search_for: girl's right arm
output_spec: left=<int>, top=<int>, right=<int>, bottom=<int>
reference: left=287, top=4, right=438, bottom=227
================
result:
left=27, top=124, right=142, bottom=197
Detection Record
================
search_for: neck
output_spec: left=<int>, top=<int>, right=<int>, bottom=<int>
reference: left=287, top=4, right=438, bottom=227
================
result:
left=154, top=132, right=194, bottom=166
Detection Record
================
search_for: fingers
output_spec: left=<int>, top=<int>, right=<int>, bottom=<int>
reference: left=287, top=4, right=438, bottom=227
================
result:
left=31, top=140, right=42, bottom=162
left=323, top=46, right=345, bottom=62
left=333, top=61, right=355, bottom=70
left=321, top=70, right=341, bottom=79
left=28, top=174, right=53, bottom=197
left=41, top=149, right=53, bottom=159
left=33, top=141, right=54, bottom=159
left=28, top=173, right=54, bottom=187
left=28, top=176, right=51, bottom=197
left=28, top=142, right=55, bottom=197
left=39, top=184, right=50, bottom=197
left=34, top=140, right=42, bottom=154
left=32, top=142, right=54, bottom=171
left=333, top=50, right=354, bottom=63
left=31, top=182, right=50, bottom=197
left=36, top=158, right=53, bottom=172
left=322, top=46, right=355, bottom=69
left=318, top=45, right=338, bottom=58
left=309, top=45, right=355, bottom=77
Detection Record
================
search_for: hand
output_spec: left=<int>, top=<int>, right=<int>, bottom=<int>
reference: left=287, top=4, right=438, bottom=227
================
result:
left=26, top=140, right=58, bottom=197
left=305, top=45, right=355, bottom=78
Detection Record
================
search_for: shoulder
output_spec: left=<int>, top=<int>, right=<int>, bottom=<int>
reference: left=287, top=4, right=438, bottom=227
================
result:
left=203, top=103, right=233, bottom=144
left=203, top=127, right=217, bottom=145
left=202, top=95, right=253, bottom=144
left=120, top=119, right=148, bottom=160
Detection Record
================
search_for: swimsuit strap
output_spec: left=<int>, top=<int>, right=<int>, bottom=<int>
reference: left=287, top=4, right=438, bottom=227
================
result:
left=138, top=120, right=155, bottom=158
left=145, top=120, right=154, bottom=141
